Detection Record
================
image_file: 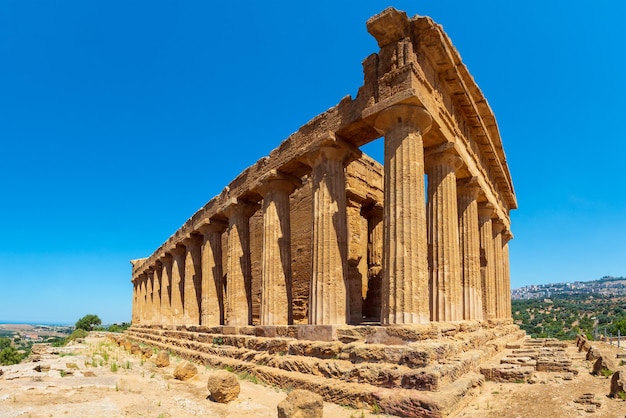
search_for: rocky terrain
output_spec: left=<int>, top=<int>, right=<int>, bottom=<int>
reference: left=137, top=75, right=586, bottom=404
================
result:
left=1, top=333, right=625, bottom=417
left=0, top=334, right=379, bottom=418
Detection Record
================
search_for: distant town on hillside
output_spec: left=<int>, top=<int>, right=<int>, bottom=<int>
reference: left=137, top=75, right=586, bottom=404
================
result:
left=512, top=276, right=626, bottom=300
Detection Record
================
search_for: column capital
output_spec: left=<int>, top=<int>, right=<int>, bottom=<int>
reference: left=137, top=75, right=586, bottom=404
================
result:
left=256, top=169, right=301, bottom=197
left=478, top=202, right=495, bottom=219
left=373, top=104, right=432, bottom=136
left=224, top=198, right=260, bottom=219
left=305, top=132, right=362, bottom=168
left=197, top=218, right=228, bottom=235
left=502, top=229, right=514, bottom=243
left=457, top=177, right=482, bottom=198
left=169, top=244, right=187, bottom=257
left=182, top=233, right=203, bottom=249
left=425, top=143, right=463, bottom=172
left=159, top=253, right=173, bottom=265
left=492, top=219, right=506, bottom=234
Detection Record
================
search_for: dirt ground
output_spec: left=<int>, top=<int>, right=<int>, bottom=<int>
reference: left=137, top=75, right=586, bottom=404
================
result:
left=0, top=335, right=383, bottom=418
left=1, top=335, right=625, bottom=417
left=455, top=340, right=626, bottom=418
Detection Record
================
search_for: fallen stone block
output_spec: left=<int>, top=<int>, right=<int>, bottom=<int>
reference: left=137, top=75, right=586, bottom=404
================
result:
left=277, top=389, right=323, bottom=418
left=174, top=360, right=197, bottom=381
left=592, top=356, right=617, bottom=376
left=480, top=365, right=534, bottom=382
left=207, top=370, right=240, bottom=403
left=586, top=346, right=602, bottom=361
left=155, top=350, right=170, bottom=367
left=609, top=368, right=626, bottom=399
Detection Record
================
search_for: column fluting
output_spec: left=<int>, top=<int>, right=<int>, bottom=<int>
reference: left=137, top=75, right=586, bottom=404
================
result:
left=198, top=220, right=227, bottom=326
left=426, top=148, right=463, bottom=321
left=457, top=178, right=483, bottom=320
left=374, top=104, right=432, bottom=324
left=258, top=171, right=299, bottom=326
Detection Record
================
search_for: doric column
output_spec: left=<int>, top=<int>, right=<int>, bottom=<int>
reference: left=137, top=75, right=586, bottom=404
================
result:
left=308, top=137, right=357, bottom=325
left=426, top=147, right=463, bottom=322
left=132, top=280, right=139, bottom=325
left=346, top=193, right=366, bottom=325
left=257, top=170, right=300, bottom=326
left=478, top=203, right=496, bottom=320
left=145, top=268, right=155, bottom=325
left=492, top=220, right=505, bottom=319
left=457, top=178, right=483, bottom=320
left=502, top=230, right=513, bottom=319
left=170, top=245, right=186, bottom=326
left=183, top=234, right=203, bottom=326
left=198, top=219, right=227, bottom=326
left=224, top=199, right=259, bottom=326
left=138, top=273, right=147, bottom=324
left=159, top=254, right=173, bottom=326
left=363, top=204, right=383, bottom=321
left=153, top=261, right=162, bottom=325
left=374, top=104, right=432, bottom=324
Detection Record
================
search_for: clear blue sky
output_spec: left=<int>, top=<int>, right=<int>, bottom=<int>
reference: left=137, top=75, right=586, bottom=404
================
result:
left=1, top=1, right=624, bottom=324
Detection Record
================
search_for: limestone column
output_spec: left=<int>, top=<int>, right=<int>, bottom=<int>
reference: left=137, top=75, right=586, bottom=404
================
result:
left=132, top=280, right=139, bottom=325
left=198, top=220, right=227, bottom=326
left=145, top=268, right=155, bottom=325
left=478, top=203, right=496, bottom=320
left=138, top=274, right=146, bottom=324
left=363, top=204, right=383, bottom=321
left=153, top=261, right=162, bottom=325
left=225, top=199, right=259, bottom=326
left=308, top=138, right=356, bottom=325
left=492, top=220, right=505, bottom=319
left=346, top=194, right=366, bottom=325
left=257, top=171, right=300, bottom=326
left=502, top=230, right=513, bottom=319
left=160, top=254, right=173, bottom=326
left=374, top=104, right=432, bottom=324
left=183, top=235, right=203, bottom=326
left=426, top=147, right=463, bottom=322
left=170, top=245, right=186, bottom=326
left=457, top=178, right=483, bottom=320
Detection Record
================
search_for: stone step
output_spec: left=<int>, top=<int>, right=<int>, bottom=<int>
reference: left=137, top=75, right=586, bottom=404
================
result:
left=480, top=364, right=534, bottom=382
left=126, top=330, right=503, bottom=391
left=123, top=332, right=485, bottom=418
left=128, top=325, right=524, bottom=368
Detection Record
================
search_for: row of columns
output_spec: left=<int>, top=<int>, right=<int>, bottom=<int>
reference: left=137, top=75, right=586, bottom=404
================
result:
left=132, top=104, right=512, bottom=327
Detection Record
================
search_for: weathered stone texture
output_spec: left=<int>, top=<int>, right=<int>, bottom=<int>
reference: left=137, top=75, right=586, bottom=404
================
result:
left=277, top=389, right=324, bottom=418
left=173, top=360, right=198, bottom=381
left=207, top=370, right=240, bottom=403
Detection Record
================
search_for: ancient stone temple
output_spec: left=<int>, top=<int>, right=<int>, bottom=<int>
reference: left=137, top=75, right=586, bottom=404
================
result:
left=127, top=8, right=519, bottom=417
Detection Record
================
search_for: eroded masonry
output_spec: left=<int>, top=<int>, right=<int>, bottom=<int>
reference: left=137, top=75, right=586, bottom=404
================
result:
left=130, top=9, right=515, bottom=330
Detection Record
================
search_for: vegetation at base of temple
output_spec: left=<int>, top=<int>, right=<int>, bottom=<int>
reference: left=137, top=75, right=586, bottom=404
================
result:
left=512, top=294, right=626, bottom=340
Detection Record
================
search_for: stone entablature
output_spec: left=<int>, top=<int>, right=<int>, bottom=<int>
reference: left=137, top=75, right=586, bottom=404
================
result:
left=131, top=8, right=516, bottom=328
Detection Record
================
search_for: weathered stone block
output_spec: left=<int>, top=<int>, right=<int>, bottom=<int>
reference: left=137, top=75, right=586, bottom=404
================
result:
left=609, top=368, right=626, bottom=398
left=277, top=389, right=323, bottom=418
left=592, top=356, right=617, bottom=376
left=155, top=350, right=169, bottom=367
left=174, top=360, right=197, bottom=381
left=207, top=370, right=240, bottom=403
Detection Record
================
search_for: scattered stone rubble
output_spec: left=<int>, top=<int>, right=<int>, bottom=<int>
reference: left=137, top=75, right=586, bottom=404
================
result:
left=277, top=389, right=324, bottom=418
left=480, top=338, right=574, bottom=383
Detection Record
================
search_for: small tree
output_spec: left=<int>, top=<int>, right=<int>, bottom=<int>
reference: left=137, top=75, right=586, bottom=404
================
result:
left=0, top=346, right=23, bottom=365
left=75, top=314, right=102, bottom=332
left=0, top=337, right=11, bottom=350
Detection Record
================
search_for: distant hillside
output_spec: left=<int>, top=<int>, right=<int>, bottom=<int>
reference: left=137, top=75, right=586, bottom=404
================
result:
left=512, top=276, right=626, bottom=300
left=511, top=276, right=626, bottom=340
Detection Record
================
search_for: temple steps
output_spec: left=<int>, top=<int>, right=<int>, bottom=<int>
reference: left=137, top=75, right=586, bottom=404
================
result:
left=125, top=321, right=524, bottom=417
